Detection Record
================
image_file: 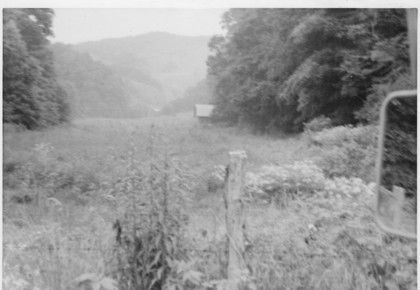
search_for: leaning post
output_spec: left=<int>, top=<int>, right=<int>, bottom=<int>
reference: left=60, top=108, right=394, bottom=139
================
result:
left=225, top=150, right=247, bottom=290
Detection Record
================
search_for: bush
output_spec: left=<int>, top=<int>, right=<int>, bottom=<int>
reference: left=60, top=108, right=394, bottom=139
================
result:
left=308, top=125, right=376, bottom=147
left=245, top=160, right=376, bottom=205
left=304, top=115, right=332, bottom=132
left=245, top=161, right=326, bottom=205
left=308, top=125, right=378, bottom=181
left=324, top=177, right=375, bottom=198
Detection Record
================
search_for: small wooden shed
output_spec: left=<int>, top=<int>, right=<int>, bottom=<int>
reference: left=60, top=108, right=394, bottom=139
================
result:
left=193, top=104, right=215, bottom=123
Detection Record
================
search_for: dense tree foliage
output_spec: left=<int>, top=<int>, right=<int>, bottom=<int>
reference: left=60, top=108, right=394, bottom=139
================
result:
left=208, top=9, right=413, bottom=132
left=3, top=9, right=69, bottom=129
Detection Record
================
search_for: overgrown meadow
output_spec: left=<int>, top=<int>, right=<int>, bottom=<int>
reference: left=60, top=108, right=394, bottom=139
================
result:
left=3, top=114, right=417, bottom=289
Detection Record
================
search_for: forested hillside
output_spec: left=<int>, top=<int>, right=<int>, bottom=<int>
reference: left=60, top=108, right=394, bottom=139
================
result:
left=3, top=9, right=69, bottom=129
left=75, top=32, right=211, bottom=103
left=208, top=9, right=414, bottom=132
left=52, top=32, right=211, bottom=117
left=161, top=78, right=215, bottom=114
left=52, top=43, right=151, bottom=118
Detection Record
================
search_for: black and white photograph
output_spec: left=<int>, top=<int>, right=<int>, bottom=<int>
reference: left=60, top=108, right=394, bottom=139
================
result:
left=2, top=2, right=418, bottom=289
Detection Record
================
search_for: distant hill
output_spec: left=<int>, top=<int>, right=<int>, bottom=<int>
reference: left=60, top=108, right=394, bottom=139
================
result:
left=52, top=43, right=152, bottom=118
left=75, top=32, right=211, bottom=104
left=161, top=78, right=215, bottom=115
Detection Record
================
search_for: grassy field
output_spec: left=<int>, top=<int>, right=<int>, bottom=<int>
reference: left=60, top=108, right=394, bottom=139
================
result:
left=3, top=114, right=417, bottom=289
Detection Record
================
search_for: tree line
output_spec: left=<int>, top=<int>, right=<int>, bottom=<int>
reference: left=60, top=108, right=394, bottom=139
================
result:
left=3, top=9, right=69, bottom=129
left=3, top=9, right=414, bottom=132
left=207, top=9, right=414, bottom=133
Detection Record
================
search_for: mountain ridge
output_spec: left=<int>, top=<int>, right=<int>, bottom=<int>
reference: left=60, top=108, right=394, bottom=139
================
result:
left=74, top=31, right=211, bottom=104
left=52, top=31, right=212, bottom=119
left=74, top=31, right=211, bottom=45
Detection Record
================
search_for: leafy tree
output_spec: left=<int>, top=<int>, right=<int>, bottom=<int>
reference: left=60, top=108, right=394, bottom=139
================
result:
left=208, top=9, right=410, bottom=133
left=3, top=9, right=69, bottom=129
left=3, top=18, right=41, bottom=128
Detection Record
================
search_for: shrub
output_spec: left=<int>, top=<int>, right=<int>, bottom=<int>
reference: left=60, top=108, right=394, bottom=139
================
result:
left=245, top=160, right=376, bottom=205
left=324, top=177, right=375, bottom=198
left=304, top=115, right=332, bottom=132
left=308, top=125, right=376, bottom=147
left=245, top=161, right=326, bottom=205
left=308, top=125, right=378, bottom=181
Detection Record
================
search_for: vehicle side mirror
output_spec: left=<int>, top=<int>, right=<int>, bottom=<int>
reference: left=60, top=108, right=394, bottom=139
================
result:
left=376, top=90, right=417, bottom=239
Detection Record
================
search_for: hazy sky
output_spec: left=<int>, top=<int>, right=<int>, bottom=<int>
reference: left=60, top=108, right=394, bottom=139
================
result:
left=52, top=8, right=226, bottom=44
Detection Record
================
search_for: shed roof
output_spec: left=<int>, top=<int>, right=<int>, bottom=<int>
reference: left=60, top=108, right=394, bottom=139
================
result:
left=194, top=104, right=215, bottom=117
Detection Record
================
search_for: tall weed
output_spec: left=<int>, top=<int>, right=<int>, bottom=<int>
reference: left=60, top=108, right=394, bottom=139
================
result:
left=110, top=130, right=193, bottom=289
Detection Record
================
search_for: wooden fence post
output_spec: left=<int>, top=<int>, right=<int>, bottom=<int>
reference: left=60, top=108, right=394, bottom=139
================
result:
left=225, top=150, right=247, bottom=290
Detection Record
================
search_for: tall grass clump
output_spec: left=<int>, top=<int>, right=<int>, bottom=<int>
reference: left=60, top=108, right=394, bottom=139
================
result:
left=109, top=129, right=198, bottom=289
left=3, top=142, right=100, bottom=208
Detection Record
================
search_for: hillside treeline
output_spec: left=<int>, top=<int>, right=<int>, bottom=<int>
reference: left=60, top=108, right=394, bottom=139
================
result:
left=208, top=9, right=414, bottom=132
left=52, top=43, right=151, bottom=118
left=3, top=9, right=69, bottom=129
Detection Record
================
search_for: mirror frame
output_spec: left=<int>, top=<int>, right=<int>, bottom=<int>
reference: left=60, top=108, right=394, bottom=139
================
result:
left=375, top=89, right=417, bottom=239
